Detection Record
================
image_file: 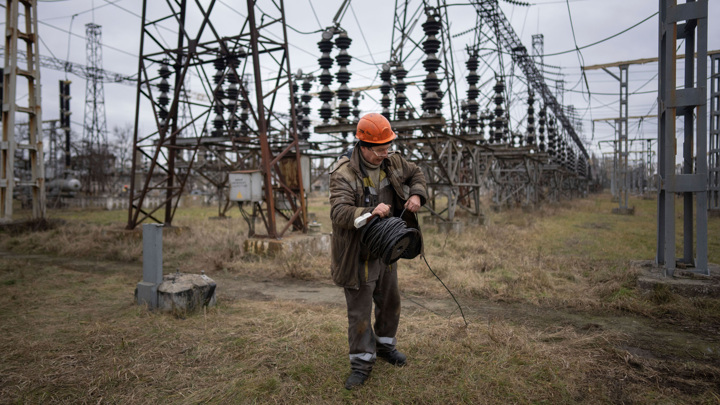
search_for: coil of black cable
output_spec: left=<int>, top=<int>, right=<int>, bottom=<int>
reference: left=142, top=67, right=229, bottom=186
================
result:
left=360, top=216, right=422, bottom=265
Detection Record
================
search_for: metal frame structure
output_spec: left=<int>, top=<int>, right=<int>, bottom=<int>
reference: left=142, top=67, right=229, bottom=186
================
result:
left=472, top=0, right=588, bottom=160
left=315, top=0, right=588, bottom=221
left=127, top=0, right=306, bottom=238
left=82, top=23, right=109, bottom=194
left=1, top=0, right=45, bottom=222
left=583, top=63, right=633, bottom=212
left=657, top=0, right=708, bottom=276
left=710, top=52, right=720, bottom=214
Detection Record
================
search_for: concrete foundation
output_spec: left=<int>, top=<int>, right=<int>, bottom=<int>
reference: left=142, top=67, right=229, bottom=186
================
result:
left=157, top=272, right=217, bottom=314
left=464, top=215, right=486, bottom=227
left=437, top=220, right=463, bottom=234
left=612, top=206, right=635, bottom=215
left=308, top=223, right=322, bottom=235
left=635, top=260, right=720, bottom=298
left=244, top=233, right=331, bottom=256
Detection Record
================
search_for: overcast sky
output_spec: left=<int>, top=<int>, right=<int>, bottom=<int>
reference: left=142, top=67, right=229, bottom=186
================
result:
left=10, top=0, right=720, bottom=161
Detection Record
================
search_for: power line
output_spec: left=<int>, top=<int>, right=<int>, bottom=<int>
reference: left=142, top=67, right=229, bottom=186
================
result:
left=349, top=2, right=377, bottom=66
left=37, top=19, right=137, bottom=58
left=307, top=0, right=324, bottom=31
left=544, top=12, right=658, bottom=57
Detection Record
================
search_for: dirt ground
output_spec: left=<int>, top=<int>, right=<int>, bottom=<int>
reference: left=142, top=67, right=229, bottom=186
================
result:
left=5, top=249, right=719, bottom=389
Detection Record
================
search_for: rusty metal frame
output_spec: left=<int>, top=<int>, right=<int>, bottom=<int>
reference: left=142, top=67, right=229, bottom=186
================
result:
left=127, top=0, right=306, bottom=237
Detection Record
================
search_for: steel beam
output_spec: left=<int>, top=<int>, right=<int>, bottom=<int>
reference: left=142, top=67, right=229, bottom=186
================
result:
left=710, top=53, right=720, bottom=213
left=657, top=0, right=708, bottom=276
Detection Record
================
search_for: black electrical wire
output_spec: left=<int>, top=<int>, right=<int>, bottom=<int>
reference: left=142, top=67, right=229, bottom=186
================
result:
left=422, top=253, right=469, bottom=327
left=360, top=216, right=420, bottom=265
left=360, top=211, right=469, bottom=327
left=543, top=12, right=658, bottom=57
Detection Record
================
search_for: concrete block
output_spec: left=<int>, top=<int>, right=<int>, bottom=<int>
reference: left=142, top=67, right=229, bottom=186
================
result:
left=308, top=223, right=322, bottom=235
left=635, top=260, right=720, bottom=298
left=158, top=272, right=217, bottom=314
left=464, top=215, right=485, bottom=227
left=438, top=220, right=463, bottom=234
left=611, top=206, right=635, bottom=215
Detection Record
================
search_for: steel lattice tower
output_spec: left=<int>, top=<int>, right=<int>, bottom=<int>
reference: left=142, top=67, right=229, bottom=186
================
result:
left=82, top=23, right=109, bottom=193
left=127, top=0, right=307, bottom=237
left=1, top=0, right=45, bottom=221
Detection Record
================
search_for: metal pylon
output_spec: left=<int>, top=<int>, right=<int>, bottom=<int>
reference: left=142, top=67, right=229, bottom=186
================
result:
left=657, top=0, right=708, bottom=276
left=710, top=53, right=720, bottom=213
left=1, top=0, right=45, bottom=221
left=82, top=23, right=109, bottom=194
left=127, top=0, right=306, bottom=237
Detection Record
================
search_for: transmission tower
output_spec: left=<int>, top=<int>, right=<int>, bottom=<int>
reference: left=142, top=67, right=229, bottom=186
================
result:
left=127, top=0, right=307, bottom=238
left=82, top=23, right=109, bottom=194
left=1, top=0, right=45, bottom=221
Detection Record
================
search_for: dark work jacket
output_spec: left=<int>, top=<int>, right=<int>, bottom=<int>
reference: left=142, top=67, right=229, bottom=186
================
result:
left=329, top=147, right=428, bottom=289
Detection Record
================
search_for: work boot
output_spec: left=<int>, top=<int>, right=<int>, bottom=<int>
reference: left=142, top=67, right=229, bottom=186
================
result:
left=344, top=371, right=368, bottom=390
left=378, top=349, right=407, bottom=366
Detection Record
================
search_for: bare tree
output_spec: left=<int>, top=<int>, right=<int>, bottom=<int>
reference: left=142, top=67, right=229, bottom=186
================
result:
left=110, top=124, right=133, bottom=194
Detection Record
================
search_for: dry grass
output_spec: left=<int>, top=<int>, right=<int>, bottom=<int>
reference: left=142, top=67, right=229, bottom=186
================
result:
left=1, top=192, right=719, bottom=403
left=2, top=255, right=716, bottom=404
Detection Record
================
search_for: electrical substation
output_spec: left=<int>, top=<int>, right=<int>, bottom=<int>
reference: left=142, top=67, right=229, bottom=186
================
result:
left=0, top=0, right=716, bottom=277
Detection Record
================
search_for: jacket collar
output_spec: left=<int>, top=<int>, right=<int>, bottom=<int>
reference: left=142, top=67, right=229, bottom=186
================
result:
left=349, top=144, right=392, bottom=177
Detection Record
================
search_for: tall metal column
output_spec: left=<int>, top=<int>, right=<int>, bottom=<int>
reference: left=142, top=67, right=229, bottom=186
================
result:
left=710, top=53, right=720, bottom=214
left=600, top=65, right=631, bottom=212
left=1, top=0, right=45, bottom=221
left=618, top=65, right=630, bottom=211
left=657, top=0, right=708, bottom=276
left=612, top=125, right=619, bottom=199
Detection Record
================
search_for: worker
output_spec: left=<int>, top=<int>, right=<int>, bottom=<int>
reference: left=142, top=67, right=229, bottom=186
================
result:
left=329, top=112, right=428, bottom=390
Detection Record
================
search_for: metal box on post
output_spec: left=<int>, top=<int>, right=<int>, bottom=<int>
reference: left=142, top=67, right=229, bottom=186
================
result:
left=229, top=170, right=263, bottom=202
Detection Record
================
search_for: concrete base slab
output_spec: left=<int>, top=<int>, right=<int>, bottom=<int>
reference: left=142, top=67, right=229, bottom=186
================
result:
left=437, top=220, right=463, bottom=234
left=464, top=215, right=486, bottom=227
left=244, top=233, right=331, bottom=256
left=157, top=272, right=217, bottom=314
left=308, top=223, right=322, bottom=235
left=612, top=206, right=635, bottom=215
left=634, top=260, right=720, bottom=298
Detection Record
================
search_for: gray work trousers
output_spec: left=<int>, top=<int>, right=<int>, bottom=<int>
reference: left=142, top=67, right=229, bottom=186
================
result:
left=343, top=264, right=401, bottom=375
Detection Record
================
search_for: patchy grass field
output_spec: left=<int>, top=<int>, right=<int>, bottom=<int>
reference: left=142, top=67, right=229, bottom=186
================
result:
left=1, top=192, right=719, bottom=404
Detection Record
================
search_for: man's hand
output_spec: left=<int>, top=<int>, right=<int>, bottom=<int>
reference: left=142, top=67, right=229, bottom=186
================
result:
left=404, top=195, right=421, bottom=213
left=372, top=203, right=391, bottom=218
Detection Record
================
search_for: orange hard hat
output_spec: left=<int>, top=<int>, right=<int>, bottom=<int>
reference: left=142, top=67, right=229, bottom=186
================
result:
left=356, top=113, right=397, bottom=144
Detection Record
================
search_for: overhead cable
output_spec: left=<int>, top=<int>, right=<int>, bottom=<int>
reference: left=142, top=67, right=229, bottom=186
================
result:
left=543, top=12, right=658, bottom=57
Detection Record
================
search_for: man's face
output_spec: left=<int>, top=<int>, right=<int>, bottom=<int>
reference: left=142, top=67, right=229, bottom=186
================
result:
left=361, top=143, right=393, bottom=165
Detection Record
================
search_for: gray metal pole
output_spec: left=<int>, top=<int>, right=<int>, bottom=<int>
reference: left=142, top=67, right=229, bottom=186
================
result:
left=136, top=223, right=163, bottom=308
